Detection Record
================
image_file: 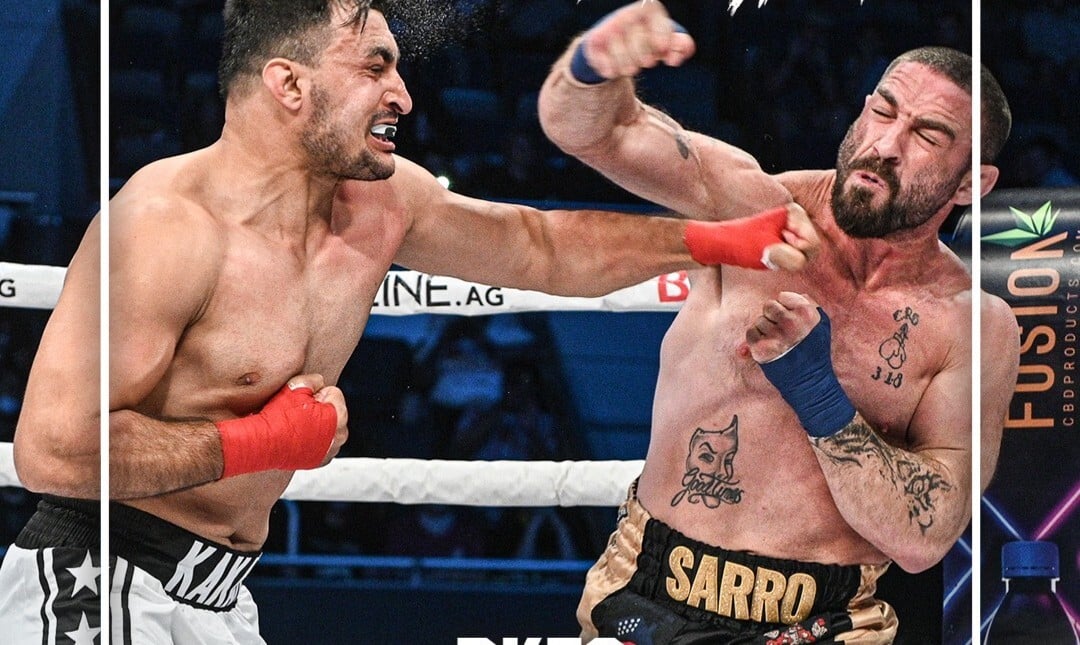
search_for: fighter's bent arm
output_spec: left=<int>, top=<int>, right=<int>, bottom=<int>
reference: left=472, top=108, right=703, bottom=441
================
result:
left=750, top=293, right=972, bottom=572
left=108, top=195, right=345, bottom=499
left=978, top=292, right=1020, bottom=492
left=13, top=217, right=102, bottom=498
left=810, top=340, right=972, bottom=573
left=388, top=157, right=815, bottom=292
left=108, top=196, right=229, bottom=499
left=537, top=3, right=790, bottom=221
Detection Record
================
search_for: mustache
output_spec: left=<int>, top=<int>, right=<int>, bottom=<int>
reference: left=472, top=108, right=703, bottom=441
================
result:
left=369, top=110, right=400, bottom=127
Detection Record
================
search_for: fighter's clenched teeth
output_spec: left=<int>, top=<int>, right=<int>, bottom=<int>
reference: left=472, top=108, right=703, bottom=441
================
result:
left=370, top=124, right=397, bottom=142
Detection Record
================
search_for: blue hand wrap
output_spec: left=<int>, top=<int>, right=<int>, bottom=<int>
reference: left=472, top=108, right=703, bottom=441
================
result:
left=569, top=41, right=607, bottom=84
left=757, top=309, right=856, bottom=437
left=569, top=20, right=689, bottom=85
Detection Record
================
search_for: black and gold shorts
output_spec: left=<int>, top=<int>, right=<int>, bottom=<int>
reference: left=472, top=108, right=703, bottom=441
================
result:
left=577, top=490, right=898, bottom=644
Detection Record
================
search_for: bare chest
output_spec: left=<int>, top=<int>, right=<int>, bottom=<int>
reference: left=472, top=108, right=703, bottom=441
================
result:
left=658, top=270, right=958, bottom=442
left=641, top=269, right=962, bottom=557
left=821, top=301, right=938, bottom=433
left=165, top=217, right=406, bottom=417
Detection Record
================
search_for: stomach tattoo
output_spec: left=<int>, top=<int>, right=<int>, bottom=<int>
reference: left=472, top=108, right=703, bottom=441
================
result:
left=671, top=415, right=745, bottom=508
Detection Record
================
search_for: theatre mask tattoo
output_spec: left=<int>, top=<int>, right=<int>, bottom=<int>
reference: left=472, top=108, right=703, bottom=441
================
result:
left=672, top=416, right=745, bottom=508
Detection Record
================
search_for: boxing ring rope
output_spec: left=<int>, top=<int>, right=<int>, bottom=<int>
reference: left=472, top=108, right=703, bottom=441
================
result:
left=0, top=262, right=69, bottom=309
left=0, top=263, right=684, bottom=506
left=0, top=189, right=1031, bottom=509
left=282, top=457, right=645, bottom=506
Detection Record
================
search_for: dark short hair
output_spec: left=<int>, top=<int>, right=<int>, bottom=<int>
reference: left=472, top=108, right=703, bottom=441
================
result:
left=218, top=0, right=386, bottom=99
left=881, top=46, right=1012, bottom=164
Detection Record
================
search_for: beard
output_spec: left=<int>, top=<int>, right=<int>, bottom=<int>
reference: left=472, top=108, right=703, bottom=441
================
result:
left=831, top=124, right=966, bottom=239
left=301, top=86, right=395, bottom=181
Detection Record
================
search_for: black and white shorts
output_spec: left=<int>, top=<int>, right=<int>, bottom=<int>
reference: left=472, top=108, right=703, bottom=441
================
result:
left=0, top=496, right=102, bottom=645
left=0, top=496, right=265, bottom=645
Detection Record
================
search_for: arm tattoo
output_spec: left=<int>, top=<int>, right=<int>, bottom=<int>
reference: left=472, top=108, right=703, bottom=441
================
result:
left=646, top=106, right=691, bottom=160
left=674, top=133, right=690, bottom=160
left=811, top=419, right=953, bottom=535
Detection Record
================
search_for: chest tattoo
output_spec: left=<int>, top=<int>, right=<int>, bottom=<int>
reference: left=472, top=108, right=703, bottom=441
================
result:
left=671, top=415, right=745, bottom=508
left=871, top=307, right=920, bottom=389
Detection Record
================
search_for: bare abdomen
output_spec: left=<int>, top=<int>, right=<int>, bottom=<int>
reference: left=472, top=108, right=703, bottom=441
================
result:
left=122, top=470, right=293, bottom=551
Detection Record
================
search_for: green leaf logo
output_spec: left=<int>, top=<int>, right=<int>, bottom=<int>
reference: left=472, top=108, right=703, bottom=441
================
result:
left=982, top=201, right=1059, bottom=247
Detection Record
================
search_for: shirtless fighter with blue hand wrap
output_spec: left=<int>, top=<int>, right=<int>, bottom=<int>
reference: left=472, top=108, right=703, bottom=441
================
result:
left=538, top=2, right=1014, bottom=641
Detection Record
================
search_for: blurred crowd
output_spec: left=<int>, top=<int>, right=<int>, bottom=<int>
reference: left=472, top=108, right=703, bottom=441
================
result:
left=267, top=314, right=603, bottom=564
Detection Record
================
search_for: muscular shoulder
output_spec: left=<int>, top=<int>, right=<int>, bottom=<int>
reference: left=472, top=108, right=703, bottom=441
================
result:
left=110, top=156, right=225, bottom=312
left=112, top=157, right=224, bottom=252
left=336, top=155, right=444, bottom=227
left=776, top=170, right=835, bottom=216
left=981, top=290, right=1020, bottom=360
left=386, top=155, right=445, bottom=205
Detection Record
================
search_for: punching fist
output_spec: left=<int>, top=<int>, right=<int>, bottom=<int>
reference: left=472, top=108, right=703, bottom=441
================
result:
left=287, top=374, right=349, bottom=468
left=684, top=203, right=818, bottom=271
left=571, top=1, right=696, bottom=83
left=746, top=292, right=822, bottom=362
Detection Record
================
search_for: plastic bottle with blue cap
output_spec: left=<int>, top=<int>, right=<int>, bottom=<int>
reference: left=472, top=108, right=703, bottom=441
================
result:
left=984, top=540, right=1079, bottom=644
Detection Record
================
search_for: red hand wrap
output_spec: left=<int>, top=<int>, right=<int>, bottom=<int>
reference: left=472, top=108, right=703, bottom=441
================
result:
left=216, top=385, right=338, bottom=479
left=683, top=206, right=789, bottom=269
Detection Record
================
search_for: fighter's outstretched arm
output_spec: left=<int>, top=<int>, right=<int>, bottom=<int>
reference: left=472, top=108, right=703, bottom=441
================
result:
left=387, top=157, right=817, bottom=296
left=538, top=1, right=790, bottom=222
left=14, top=217, right=102, bottom=499
left=747, top=292, right=972, bottom=573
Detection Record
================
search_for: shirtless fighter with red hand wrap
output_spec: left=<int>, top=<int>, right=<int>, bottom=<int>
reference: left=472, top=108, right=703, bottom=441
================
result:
left=211, top=202, right=795, bottom=482
left=0, top=2, right=819, bottom=642
left=213, top=204, right=794, bottom=480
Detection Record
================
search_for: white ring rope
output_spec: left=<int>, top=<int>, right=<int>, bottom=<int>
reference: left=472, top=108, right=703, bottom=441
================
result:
left=0, top=262, right=69, bottom=310
left=0, top=443, right=641, bottom=506
left=0, top=262, right=690, bottom=314
left=283, top=457, right=644, bottom=506
left=371, top=270, right=687, bottom=315
left=0, top=261, right=665, bottom=506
